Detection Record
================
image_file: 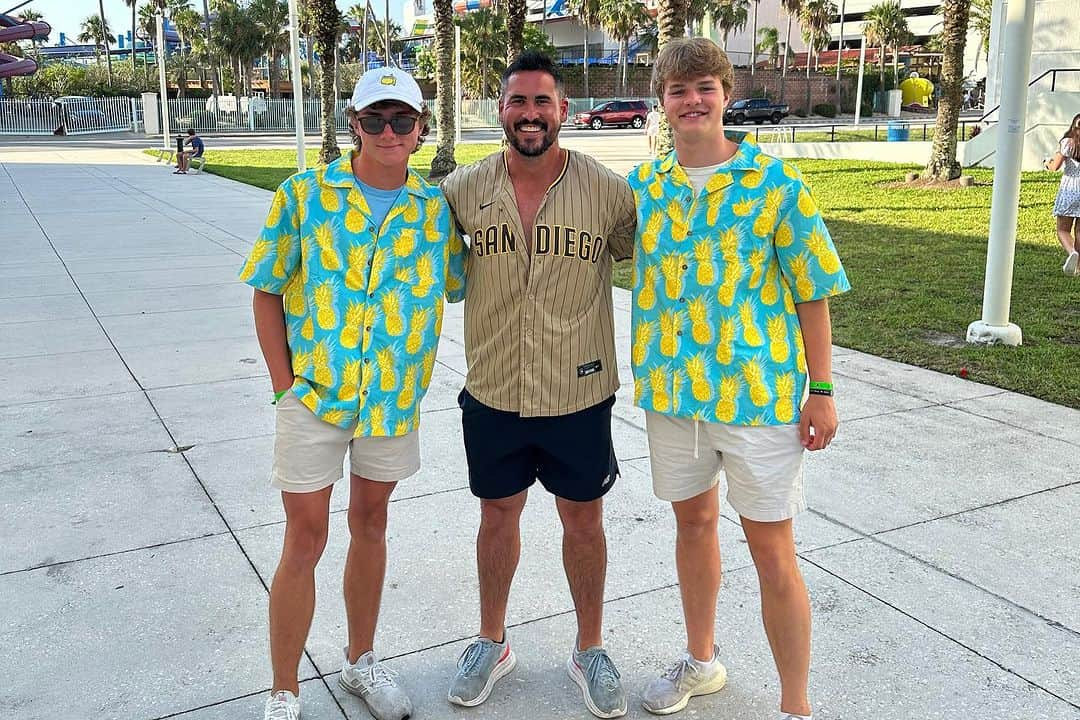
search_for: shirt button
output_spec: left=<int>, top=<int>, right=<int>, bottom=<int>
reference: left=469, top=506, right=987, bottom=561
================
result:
left=682, top=264, right=688, bottom=270
left=365, top=326, right=372, bottom=331
left=363, top=358, right=370, bottom=363
left=362, top=390, right=368, bottom=395
left=679, top=297, right=686, bottom=303
left=676, top=330, right=683, bottom=336
left=526, top=328, right=533, bottom=336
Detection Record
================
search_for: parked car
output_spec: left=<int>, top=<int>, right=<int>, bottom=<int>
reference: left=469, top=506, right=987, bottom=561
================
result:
left=54, top=95, right=109, bottom=129
left=723, top=98, right=789, bottom=125
left=573, top=99, right=649, bottom=130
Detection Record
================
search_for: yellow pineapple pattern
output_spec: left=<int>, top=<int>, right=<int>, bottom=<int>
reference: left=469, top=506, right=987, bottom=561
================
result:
left=794, top=329, right=807, bottom=372
left=632, top=320, right=655, bottom=366
left=636, top=163, right=652, bottom=184
left=313, top=223, right=340, bottom=271
left=403, top=196, right=420, bottom=223
left=301, top=316, right=314, bottom=340
left=394, top=265, right=413, bottom=284
left=393, top=228, right=418, bottom=258
left=239, top=240, right=271, bottom=281
left=271, top=234, right=291, bottom=279
left=685, top=354, right=712, bottom=401
left=312, top=341, right=333, bottom=387
left=637, top=266, right=658, bottom=310
left=747, top=248, right=767, bottom=288
left=732, top=197, right=757, bottom=217
left=265, top=189, right=286, bottom=228
left=413, top=252, right=436, bottom=298
left=660, top=252, right=688, bottom=300
left=397, top=364, right=419, bottom=409
left=648, top=178, right=664, bottom=200
left=376, top=347, right=398, bottom=391
left=659, top=310, right=684, bottom=357
left=693, top=239, right=716, bottom=286
left=338, top=360, right=361, bottom=402
left=357, top=363, right=376, bottom=409
left=797, top=187, right=817, bottom=217
left=687, top=295, right=713, bottom=344
left=806, top=227, right=841, bottom=274
left=420, top=348, right=436, bottom=387
left=649, top=367, right=671, bottom=412
left=672, top=370, right=685, bottom=413
left=790, top=252, right=816, bottom=301
left=292, top=177, right=309, bottom=224
left=345, top=207, right=366, bottom=234
left=369, top=402, right=387, bottom=436
left=766, top=315, right=790, bottom=363
left=344, top=245, right=371, bottom=291
left=313, top=282, right=338, bottom=330
left=741, top=358, right=771, bottom=407
left=423, top=197, right=442, bottom=242
left=715, top=375, right=740, bottom=422
left=319, top=187, right=340, bottom=213
left=340, top=302, right=365, bottom=349
left=291, top=349, right=312, bottom=377
left=641, top=212, right=663, bottom=255
left=633, top=376, right=645, bottom=404
left=752, top=186, right=785, bottom=238
left=705, top=191, right=724, bottom=226
left=782, top=283, right=797, bottom=314
left=760, top=264, right=780, bottom=306
left=775, top=219, right=794, bottom=247
left=741, top=168, right=765, bottom=189
left=405, top=308, right=431, bottom=354
left=775, top=373, right=796, bottom=423
left=715, top=316, right=736, bottom=365
left=739, top=298, right=764, bottom=346
left=381, top=289, right=405, bottom=336
left=362, top=306, right=380, bottom=352
left=370, top=247, right=389, bottom=283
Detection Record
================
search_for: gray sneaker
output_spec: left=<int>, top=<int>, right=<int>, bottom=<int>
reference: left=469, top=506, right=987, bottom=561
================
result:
left=641, top=647, right=727, bottom=715
left=447, top=636, right=517, bottom=707
left=338, top=649, right=413, bottom=720
left=567, top=645, right=627, bottom=718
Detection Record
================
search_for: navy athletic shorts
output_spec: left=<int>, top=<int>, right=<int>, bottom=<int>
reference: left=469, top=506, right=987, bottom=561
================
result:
left=458, top=388, right=620, bottom=502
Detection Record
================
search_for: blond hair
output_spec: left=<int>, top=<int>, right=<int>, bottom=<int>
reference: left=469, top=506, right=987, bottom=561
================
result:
left=345, top=101, right=432, bottom=154
left=652, top=37, right=734, bottom=102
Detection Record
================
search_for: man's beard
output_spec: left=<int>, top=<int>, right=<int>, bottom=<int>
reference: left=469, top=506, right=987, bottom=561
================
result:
left=504, top=119, right=558, bottom=157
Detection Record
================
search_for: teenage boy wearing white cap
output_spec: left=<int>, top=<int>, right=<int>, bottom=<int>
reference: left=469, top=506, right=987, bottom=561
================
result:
left=242, top=66, right=465, bottom=720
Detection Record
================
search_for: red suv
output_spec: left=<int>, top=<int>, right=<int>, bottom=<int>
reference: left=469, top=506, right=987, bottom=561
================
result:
left=573, top=100, right=649, bottom=130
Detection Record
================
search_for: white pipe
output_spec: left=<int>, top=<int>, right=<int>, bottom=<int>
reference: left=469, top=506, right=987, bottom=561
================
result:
left=156, top=10, right=170, bottom=149
left=966, top=0, right=1035, bottom=346
left=287, top=0, right=306, bottom=171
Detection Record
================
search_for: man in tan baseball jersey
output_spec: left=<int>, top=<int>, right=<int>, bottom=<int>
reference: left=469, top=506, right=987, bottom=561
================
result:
left=441, top=51, right=637, bottom=719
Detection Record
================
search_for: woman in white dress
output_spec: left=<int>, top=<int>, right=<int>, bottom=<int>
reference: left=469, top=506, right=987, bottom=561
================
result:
left=1045, top=113, right=1080, bottom=276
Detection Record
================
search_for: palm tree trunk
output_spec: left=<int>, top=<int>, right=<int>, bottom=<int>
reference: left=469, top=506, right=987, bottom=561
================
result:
left=99, top=0, right=114, bottom=85
left=781, top=15, right=791, bottom=101
left=582, top=25, right=589, bottom=99
left=620, top=37, right=628, bottom=94
left=805, top=39, right=812, bottom=114
left=656, top=0, right=687, bottom=157
left=429, top=0, right=456, bottom=180
left=924, top=0, right=971, bottom=180
left=131, top=2, right=137, bottom=73
left=750, top=0, right=759, bottom=77
left=507, top=0, right=525, bottom=64
left=313, top=0, right=341, bottom=164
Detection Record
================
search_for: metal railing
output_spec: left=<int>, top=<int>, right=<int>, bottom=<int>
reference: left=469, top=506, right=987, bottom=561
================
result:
left=167, top=96, right=351, bottom=134
left=0, top=98, right=62, bottom=135
left=750, top=118, right=990, bottom=144
left=0, top=96, right=133, bottom=135
left=978, top=68, right=1080, bottom=122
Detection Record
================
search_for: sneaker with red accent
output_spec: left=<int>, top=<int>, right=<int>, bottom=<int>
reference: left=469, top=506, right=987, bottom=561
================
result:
left=447, top=635, right=517, bottom=707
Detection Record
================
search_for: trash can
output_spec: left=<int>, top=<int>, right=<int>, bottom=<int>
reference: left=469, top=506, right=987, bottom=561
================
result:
left=886, top=122, right=909, bottom=142
left=175, top=134, right=186, bottom=155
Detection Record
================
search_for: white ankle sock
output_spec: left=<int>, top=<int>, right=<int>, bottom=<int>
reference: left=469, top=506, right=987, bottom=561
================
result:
left=783, top=713, right=812, bottom=720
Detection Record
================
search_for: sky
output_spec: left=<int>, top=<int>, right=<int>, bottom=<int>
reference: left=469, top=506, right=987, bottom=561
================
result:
left=3, top=0, right=404, bottom=46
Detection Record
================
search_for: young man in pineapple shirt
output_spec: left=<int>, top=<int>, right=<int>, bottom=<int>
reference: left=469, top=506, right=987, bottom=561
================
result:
left=627, top=38, right=850, bottom=719
left=239, top=67, right=465, bottom=720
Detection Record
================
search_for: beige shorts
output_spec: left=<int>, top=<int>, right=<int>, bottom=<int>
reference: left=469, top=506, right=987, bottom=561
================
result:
left=645, top=411, right=806, bottom=522
left=270, top=391, right=421, bottom=493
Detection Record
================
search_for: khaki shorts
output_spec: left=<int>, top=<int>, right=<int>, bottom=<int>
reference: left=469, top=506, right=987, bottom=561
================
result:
left=645, top=411, right=806, bottom=522
left=270, top=391, right=421, bottom=494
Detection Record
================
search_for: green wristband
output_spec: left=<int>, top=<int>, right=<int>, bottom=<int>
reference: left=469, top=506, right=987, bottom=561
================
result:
left=272, top=389, right=288, bottom=404
left=808, top=381, right=834, bottom=391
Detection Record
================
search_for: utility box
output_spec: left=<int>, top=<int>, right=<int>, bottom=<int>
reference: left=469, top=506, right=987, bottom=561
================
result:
left=887, top=89, right=903, bottom=118
left=142, top=92, right=159, bottom=135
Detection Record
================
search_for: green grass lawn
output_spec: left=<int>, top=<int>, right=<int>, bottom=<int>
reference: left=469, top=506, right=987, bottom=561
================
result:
left=161, top=147, right=1078, bottom=408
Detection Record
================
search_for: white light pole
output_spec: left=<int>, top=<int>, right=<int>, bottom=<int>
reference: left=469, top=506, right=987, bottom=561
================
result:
left=287, top=0, right=306, bottom=171
left=156, top=8, right=170, bottom=150
left=454, top=23, right=462, bottom=145
left=966, top=0, right=1035, bottom=346
left=854, top=35, right=866, bottom=126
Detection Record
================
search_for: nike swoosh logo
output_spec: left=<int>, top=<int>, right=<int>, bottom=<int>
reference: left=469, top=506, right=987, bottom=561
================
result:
left=479, top=199, right=497, bottom=209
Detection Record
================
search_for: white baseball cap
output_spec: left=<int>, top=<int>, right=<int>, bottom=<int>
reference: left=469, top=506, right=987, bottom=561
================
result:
left=350, top=67, right=424, bottom=112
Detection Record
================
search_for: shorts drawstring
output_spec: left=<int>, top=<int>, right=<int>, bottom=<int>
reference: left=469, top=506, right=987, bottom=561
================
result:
left=693, top=418, right=700, bottom=460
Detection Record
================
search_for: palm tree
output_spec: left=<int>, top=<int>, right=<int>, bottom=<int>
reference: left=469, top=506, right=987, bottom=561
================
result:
left=506, top=0, right=527, bottom=63
left=429, top=0, right=456, bottom=180
left=565, top=0, right=600, bottom=98
left=458, top=8, right=504, bottom=99
left=749, top=0, right=761, bottom=75
left=713, top=0, right=749, bottom=51
left=779, top=0, right=801, bottom=100
left=924, top=0, right=970, bottom=181
left=98, top=0, right=115, bottom=85
left=78, top=15, right=115, bottom=71
left=758, top=25, right=780, bottom=68
left=15, top=9, right=44, bottom=60
left=137, top=3, right=158, bottom=84
left=599, top=0, right=649, bottom=94
left=969, top=0, right=991, bottom=72
left=122, top=0, right=140, bottom=72
left=307, top=0, right=342, bottom=163
left=172, top=7, right=203, bottom=98
left=251, top=0, right=290, bottom=97
left=862, top=1, right=907, bottom=89
left=655, top=0, right=688, bottom=157
left=799, top=0, right=833, bottom=111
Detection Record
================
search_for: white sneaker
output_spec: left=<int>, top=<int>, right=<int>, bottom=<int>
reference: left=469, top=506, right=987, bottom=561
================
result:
left=339, top=649, right=413, bottom=720
left=263, top=690, right=300, bottom=720
left=1064, top=250, right=1079, bottom=276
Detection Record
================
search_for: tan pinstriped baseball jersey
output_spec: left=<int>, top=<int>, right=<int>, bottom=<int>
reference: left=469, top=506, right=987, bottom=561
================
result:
left=442, top=149, right=637, bottom=417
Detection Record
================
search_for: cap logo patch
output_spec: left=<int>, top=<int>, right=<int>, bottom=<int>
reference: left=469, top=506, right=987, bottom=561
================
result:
left=380, top=74, right=397, bottom=86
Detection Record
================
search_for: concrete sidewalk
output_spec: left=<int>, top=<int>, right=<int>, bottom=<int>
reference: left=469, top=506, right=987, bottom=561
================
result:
left=0, top=146, right=1077, bottom=720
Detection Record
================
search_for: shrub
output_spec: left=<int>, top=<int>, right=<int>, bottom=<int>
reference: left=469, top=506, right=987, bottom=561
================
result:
left=813, top=103, right=837, bottom=118
left=792, top=107, right=808, bottom=118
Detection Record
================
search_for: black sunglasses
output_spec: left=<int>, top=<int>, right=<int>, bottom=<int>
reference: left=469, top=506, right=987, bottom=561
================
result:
left=356, top=114, right=418, bottom=135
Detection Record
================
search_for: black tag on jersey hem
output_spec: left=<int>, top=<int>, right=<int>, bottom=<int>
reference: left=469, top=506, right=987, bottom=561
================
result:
left=577, top=360, right=602, bottom=378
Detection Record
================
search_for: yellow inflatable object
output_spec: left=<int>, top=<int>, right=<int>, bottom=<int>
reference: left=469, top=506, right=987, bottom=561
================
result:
left=900, top=76, right=934, bottom=107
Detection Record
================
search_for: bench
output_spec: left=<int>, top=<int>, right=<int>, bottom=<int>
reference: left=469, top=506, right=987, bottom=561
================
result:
left=189, top=156, right=206, bottom=174
left=154, top=147, right=176, bottom=164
